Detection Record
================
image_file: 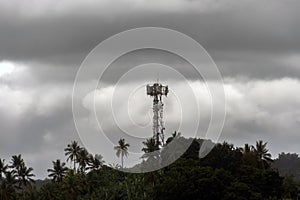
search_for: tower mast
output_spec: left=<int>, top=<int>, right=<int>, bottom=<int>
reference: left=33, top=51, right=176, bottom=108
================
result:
left=146, top=82, right=169, bottom=147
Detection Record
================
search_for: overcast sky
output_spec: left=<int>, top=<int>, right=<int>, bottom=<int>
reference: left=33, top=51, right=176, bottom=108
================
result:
left=1, top=0, right=300, bottom=178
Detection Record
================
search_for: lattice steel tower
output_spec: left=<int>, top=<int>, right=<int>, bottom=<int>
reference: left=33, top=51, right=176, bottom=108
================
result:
left=146, top=82, right=169, bottom=147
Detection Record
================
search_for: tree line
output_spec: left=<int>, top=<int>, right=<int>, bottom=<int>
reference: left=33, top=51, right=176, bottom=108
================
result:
left=0, top=132, right=299, bottom=199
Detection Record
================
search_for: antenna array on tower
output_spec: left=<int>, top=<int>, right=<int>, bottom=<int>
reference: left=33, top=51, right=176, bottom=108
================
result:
left=146, top=83, right=169, bottom=147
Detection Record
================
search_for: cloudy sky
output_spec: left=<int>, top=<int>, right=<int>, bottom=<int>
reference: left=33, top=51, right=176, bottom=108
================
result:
left=1, top=0, right=300, bottom=178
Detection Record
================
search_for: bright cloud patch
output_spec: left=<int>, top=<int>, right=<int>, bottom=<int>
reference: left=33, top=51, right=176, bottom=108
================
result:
left=0, top=61, right=15, bottom=76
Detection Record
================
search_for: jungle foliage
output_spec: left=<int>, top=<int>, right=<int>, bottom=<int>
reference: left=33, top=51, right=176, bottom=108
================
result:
left=0, top=134, right=299, bottom=200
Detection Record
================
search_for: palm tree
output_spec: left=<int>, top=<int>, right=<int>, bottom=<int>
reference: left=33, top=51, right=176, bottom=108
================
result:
left=64, top=141, right=82, bottom=171
left=62, top=172, right=86, bottom=199
left=10, top=154, right=24, bottom=175
left=253, top=140, right=273, bottom=169
left=0, top=158, right=8, bottom=179
left=77, top=148, right=89, bottom=173
left=141, top=138, right=160, bottom=161
left=0, top=171, right=16, bottom=199
left=18, top=163, right=35, bottom=188
left=165, top=131, right=181, bottom=145
left=114, top=138, right=130, bottom=168
left=47, top=159, right=68, bottom=182
left=10, top=154, right=35, bottom=188
left=87, top=154, right=105, bottom=170
left=240, top=143, right=257, bottom=167
left=240, top=143, right=253, bottom=154
left=108, top=163, right=121, bottom=170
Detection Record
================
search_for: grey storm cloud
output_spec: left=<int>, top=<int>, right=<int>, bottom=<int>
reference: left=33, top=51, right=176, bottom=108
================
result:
left=0, top=0, right=300, bottom=178
left=0, top=0, right=300, bottom=82
left=0, top=0, right=300, bottom=61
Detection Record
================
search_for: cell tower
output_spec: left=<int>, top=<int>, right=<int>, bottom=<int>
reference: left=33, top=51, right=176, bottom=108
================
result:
left=146, top=82, right=169, bottom=147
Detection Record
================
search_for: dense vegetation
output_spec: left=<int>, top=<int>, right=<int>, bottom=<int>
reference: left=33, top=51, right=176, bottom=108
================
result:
left=0, top=133, right=299, bottom=200
left=273, top=153, right=300, bottom=182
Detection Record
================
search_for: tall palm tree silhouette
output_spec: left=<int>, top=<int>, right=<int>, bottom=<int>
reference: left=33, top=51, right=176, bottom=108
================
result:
left=114, top=138, right=130, bottom=169
left=47, top=159, right=68, bottom=182
left=10, top=154, right=24, bottom=175
left=254, top=140, right=273, bottom=169
left=10, top=155, right=35, bottom=188
left=64, top=141, right=82, bottom=171
left=18, top=164, right=35, bottom=188
left=77, top=148, right=89, bottom=173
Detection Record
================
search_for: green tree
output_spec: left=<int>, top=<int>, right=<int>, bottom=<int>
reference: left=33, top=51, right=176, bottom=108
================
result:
left=201, top=142, right=242, bottom=172
left=114, top=138, right=130, bottom=169
left=47, top=159, right=68, bottom=182
left=39, top=182, right=62, bottom=200
left=223, top=181, right=262, bottom=200
left=282, top=175, right=299, bottom=200
left=62, top=171, right=86, bottom=199
left=22, top=187, right=39, bottom=200
left=153, top=163, right=228, bottom=200
left=64, top=141, right=82, bottom=171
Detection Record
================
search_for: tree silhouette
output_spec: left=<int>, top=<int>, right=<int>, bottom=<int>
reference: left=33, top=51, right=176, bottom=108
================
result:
left=47, top=159, right=68, bottom=182
left=240, top=143, right=257, bottom=167
left=165, top=131, right=181, bottom=145
left=273, top=152, right=300, bottom=181
left=77, top=148, right=89, bottom=173
left=64, top=141, right=82, bottom=172
left=18, top=163, right=35, bottom=188
left=10, top=155, right=28, bottom=188
left=240, top=143, right=253, bottom=154
left=0, top=137, right=290, bottom=199
left=201, top=142, right=242, bottom=171
left=0, top=159, right=8, bottom=179
left=0, top=171, right=16, bottom=200
left=254, top=140, right=273, bottom=169
left=141, top=138, right=160, bottom=161
left=9, top=155, right=35, bottom=188
left=114, top=138, right=130, bottom=169
left=10, top=154, right=24, bottom=175
left=87, top=154, right=105, bottom=170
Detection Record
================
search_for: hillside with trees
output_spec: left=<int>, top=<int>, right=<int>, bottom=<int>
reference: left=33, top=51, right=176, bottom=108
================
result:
left=273, top=153, right=300, bottom=181
left=0, top=133, right=299, bottom=200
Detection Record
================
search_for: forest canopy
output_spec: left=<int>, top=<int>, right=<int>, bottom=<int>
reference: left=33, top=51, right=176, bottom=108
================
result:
left=0, top=133, right=299, bottom=200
